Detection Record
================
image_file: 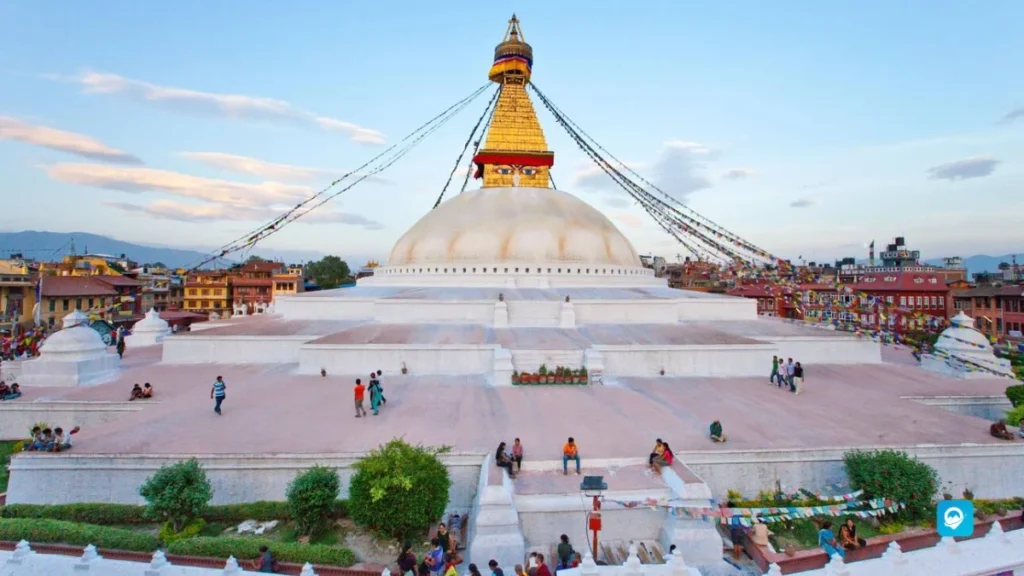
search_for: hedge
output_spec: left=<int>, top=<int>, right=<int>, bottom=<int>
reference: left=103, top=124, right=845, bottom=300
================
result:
left=0, top=518, right=159, bottom=552
left=167, top=536, right=356, bottom=567
left=0, top=500, right=349, bottom=525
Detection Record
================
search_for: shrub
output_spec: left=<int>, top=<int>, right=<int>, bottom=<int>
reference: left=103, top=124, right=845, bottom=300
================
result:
left=843, top=449, right=939, bottom=521
left=1005, top=405, right=1024, bottom=427
left=167, top=536, right=355, bottom=566
left=1007, top=385, right=1024, bottom=408
left=139, top=458, right=214, bottom=532
left=286, top=466, right=341, bottom=536
left=0, top=500, right=350, bottom=525
left=159, top=518, right=206, bottom=544
left=0, top=518, right=159, bottom=551
left=348, top=439, right=452, bottom=541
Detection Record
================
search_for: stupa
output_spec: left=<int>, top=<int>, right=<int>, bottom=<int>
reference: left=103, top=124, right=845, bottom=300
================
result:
left=19, top=310, right=121, bottom=386
left=921, top=311, right=1014, bottom=379
left=125, top=308, right=171, bottom=347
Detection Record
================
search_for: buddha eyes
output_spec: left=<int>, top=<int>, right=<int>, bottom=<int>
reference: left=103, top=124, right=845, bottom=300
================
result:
left=496, top=167, right=512, bottom=175
left=522, top=168, right=537, bottom=176
left=493, top=167, right=538, bottom=176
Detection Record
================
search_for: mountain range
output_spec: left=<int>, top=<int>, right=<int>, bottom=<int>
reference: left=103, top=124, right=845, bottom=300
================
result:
left=0, top=231, right=1018, bottom=276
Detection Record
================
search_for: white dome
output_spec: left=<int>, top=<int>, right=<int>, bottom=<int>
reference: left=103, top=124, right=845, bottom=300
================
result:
left=133, top=308, right=170, bottom=334
left=388, top=187, right=642, bottom=267
left=936, top=311, right=992, bottom=355
left=39, top=310, right=108, bottom=357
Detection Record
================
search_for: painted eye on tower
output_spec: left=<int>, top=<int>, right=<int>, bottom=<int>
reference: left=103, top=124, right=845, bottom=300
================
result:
left=495, top=167, right=512, bottom=175
left=522, top=168, right=537, bottom=176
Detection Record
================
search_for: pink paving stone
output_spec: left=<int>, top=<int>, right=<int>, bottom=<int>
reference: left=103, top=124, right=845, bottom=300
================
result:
left=180, top=317, right=360, bottom=337
left=580, top=324, right=763, bottom=346
left=11, top=341, right=1009, bottom=460
left=310, top=324, right=490, bottom=345
left=512, top=464, right=666, bottom=495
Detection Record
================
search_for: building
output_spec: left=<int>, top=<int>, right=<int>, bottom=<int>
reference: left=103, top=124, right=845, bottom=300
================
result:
left=837, top=237, right=967, bottom=284
left=92, top=275, right=143, bottom=322
left=0, top=260, right=35, bottom=331
left=40, top=254, right=136, bottom=278
left=232, top=261, right=280, bottom=310
left=952, top=285, right=1024, bottom=339
left=846, top=271, right=951, bottom=332
left=183, top=271, right=232, bottom=316
left=36, top=276, right=119, bottom=328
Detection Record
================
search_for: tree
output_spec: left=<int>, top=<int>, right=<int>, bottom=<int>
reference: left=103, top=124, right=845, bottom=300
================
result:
left=348, top=439, right=451, bottom=541
left=246, top=255, right=267, bottom=263
left=843, top=449, right=938, bottom=522
left=306, top=256, right=351, bottom=289
left=139, top=459, right=214, bottom=532
left=286, top=465, right=341, bottom=536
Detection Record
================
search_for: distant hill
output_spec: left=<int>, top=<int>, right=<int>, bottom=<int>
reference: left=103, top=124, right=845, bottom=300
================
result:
left=923, top=254, right=1024, bottom=276
left=0, top=231, right=328, bottom=269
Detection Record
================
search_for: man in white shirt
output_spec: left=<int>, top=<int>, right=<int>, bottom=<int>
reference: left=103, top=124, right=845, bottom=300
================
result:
left=51, top=426, right=72, bottom=452
left=784, top=358, right=796, bottom=392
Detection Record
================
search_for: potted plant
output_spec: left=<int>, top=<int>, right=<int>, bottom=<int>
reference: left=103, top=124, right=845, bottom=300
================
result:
left=401, top=362, right=408, bottom=375
left=520, top=371, right=531, bottom=385
left=555, top=367, right=565, bottom=384
left=659, top=368, right=666, bottom=376
left=962, top=487, right=974, bottom=501
left=579, top=366, right=588, bottom=384
left=512, top=370, right=520, bottom=385
left=538, top=364, right=549, bottom=384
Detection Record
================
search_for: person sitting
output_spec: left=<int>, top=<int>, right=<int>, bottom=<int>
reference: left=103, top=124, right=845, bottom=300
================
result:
left=649, top=438, right=665, bottom=467
left=31, top=427, right=54, bottom=452
left=0, top=381, right=8, bottom=397
left=50, top=427, right=73, bottom=452
left=651, top=441, right=675, bottom=473
left=562, top=437, right=581, bottom=476
left=512, top=438, right=524, bottom=472
left=991, top=420, right=1015, bottom=441
left=495, top=442, right=516, bottom=478
left=817, top=521, right=845, bottom=559
left=751, top=520, right=771, bottom=547
left=129, top=383, right=144, bottom=401
left=1, top=382, right=20, bottom=401
left=251, top=545, right=278, bottom=573
left=556, top=534, right=575, bottom=569
left=141, top=383, right=154, bottom=398
left=710, top=420, right=727, bottom=442
left=730, top=523, right=745, bottom=561
left=838, top=518, right=867, bottom=550
left=423, top=537, right=445, bottom=575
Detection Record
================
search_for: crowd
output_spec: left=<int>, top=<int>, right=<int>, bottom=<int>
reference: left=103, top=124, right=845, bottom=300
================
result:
left=0, top=380, right=22, bottom=401
left=0, top=327, right=46, bottom=361
left=353, top=370, right=386, bottom=417
left=25, top=425, right=81, bottom=452
left=769, top=355, right=805, bottom=394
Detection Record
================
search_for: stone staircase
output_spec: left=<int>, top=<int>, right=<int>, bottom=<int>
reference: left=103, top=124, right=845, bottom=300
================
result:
left=506, top=301, right=561, bottom=327
left=599, top=540, right=665, bottom=565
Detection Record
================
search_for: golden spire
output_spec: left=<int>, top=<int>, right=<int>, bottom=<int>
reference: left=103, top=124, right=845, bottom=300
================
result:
left=473, top=15, right=554, bottom=188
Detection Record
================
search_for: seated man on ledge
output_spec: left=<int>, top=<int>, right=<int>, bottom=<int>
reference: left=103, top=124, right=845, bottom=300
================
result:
left=142, top=382, right=154, bottom=398
left=710, top=420, right=727, bottom=443
left=1, top=382, right=21, bottom=401
left=129, top=383, right=144, bottom=401
left=562, top=437, right=581, bottom=475
left=990, top=420, right=1015, bottom=441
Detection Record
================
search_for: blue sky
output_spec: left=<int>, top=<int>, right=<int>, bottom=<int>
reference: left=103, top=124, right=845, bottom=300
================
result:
left=2, top=0, right=1022, bottom=265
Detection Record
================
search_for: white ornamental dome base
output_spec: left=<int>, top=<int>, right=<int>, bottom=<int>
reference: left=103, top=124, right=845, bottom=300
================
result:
left=126, top=308, right=171, bottom=347
left=18, top=310, right=121, bottom=387
left=921, top=311, right=1015, bottom=380
left=920, top=354, right=1014, bottom=380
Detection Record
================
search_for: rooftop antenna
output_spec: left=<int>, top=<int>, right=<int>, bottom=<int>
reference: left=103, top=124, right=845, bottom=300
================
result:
left=69, top=237, right=76, bottom=256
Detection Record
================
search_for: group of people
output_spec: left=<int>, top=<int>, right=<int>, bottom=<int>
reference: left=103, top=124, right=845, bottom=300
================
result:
left=0, top=380, right=22, bottom=401
left=0, top=327, right=46, bottom=361
left=769, top=355, right=805, bottom=395
left=396, top=521, right=464, bottom=576
left=990, top=419, right=1024, bottom=440
left=817, top=519, right=868, bottom=559
left=648, top=438, right=675, bottom=472
left=495, top=438, right=525, bottom=478
left=128, top=382, right=154, bottom=401
left=353, top=370, right=387, bottom=417
left=25, top=425, right=80, bottom=452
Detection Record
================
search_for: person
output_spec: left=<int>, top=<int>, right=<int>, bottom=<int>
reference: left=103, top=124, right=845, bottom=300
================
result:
left=1, top=382, right=21, bottom=401
left=534, top=553, right=551, bottom=576
left=495, top=442, right=516, bottom=478
left=424, top=538, right=445, bottom=575
left=252, top=545, right=277, bottom=573
left=730, top=523, right=745, bottom=560
left=377, top=369, right=387, bottom=404
left=511, top=438, right=524, bottom=472
left=527, top=553, right=538, bottom=576
left=0, top=381, right=8, bottom=397
left=838, top=518, right=867, bottom=550
left=793, top=362, right=804, bottom=395
left=24, top=426, right=44, bottom=451
left=513, top=564, right=525, bottom=576
left=142, top=382, right=154, bottom=398
left=751, top=520, right=771, bottom=547
left=668, top=544, right=677, bottom=556
left=770, top=355, right=781, bottom=386
left=817, top=521, right=845, bottom=559
left=211, top=376, right=227, bottom=415
left=652, top=441, right=674, bottom=473
left=562, top=437, right=581, bottom=475
left=50, top=427, right=73, bottom=452
left=32, top=427, right=54, bottom=452
left=556, top=534, right=575, bottom=569
left=710, top=420, right=727, bottom=442
left=649, top=438, right=665, bottom=467
left=784, top=358, right=795, bottom=391
left=129, top=383, right=144, bottom=401
left=369, top=373, right=382, bottom=416
left=488, top=559, right=504, bottom=576
left=443, top=553, right=459, bottom=576
left=468, top=564, right=482, bottom=576
left=116, top=337, right=126, bottom=359
left=436, top=522, right=456, bottom=557
left=991, top=420, right=1015, bottom=440
left=354, top=378, right=367, bottom=418
left=397, top=541, right=418, bottom=576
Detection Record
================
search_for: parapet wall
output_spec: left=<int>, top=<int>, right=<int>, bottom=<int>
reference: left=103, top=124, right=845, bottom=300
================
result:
left=0, top=401, right=146, bottom=441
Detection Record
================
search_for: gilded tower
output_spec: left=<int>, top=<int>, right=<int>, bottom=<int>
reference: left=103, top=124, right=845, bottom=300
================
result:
left=472, top=15, right=554, bottom=188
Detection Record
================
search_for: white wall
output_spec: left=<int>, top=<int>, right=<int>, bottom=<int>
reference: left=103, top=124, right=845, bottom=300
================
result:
left=596, top=345, right=774, bottom=377
left=298, top=345, right=496, bottom=375
left=772, top=337, right=883, bottom=365
left=162, top=335, right=312, bottom=364
left=0, top=401, right=146, bottom=441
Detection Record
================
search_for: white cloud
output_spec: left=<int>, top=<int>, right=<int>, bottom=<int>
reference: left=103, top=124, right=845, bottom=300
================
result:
left=789, top=198, right=814, bottom=208
left=52, top=70, right=386, bottom=144
left=0, top=116, right=141, bottom=164
left=45, top=163, right=314, bottom=206
left=571, top=140, right=716, bottom=203
left=179, top=151, right=390, bottom=185
left=105, top=199, right=383, bottom=229
left=926, top=155, right=1001, bottom=181
left=1000, top=107, right=1024, bottom=124
left=721, top=168, right=756, bottom=180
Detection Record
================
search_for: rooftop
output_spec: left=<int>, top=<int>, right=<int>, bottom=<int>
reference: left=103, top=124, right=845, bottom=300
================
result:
left=40, top=276, right=118, bottom=298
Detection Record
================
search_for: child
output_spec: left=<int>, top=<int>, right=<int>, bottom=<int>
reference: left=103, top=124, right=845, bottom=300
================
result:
left=129, top=383, right=144, bottom=401
left=142, top=383, right=154, bottom=398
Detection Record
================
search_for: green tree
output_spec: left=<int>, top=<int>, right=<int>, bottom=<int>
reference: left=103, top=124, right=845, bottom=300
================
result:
left=139, top=459, right=214, bottom=532
left=843, top=449, right=938, bottom=522
left=286, top=466, right=341, bottom=536
left=307, top=256, right=351, bottom=289
left=348, top=439, right=451, bottom=541
left=245, top=255, right=267, bottom=263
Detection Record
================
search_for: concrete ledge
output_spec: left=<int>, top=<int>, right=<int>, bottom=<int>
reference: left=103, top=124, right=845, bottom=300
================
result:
left=0, top=401, right=149, bottom=441
left=903, top=395, right=1012, bottom=421
left=162, top=335, right=314, bottom=364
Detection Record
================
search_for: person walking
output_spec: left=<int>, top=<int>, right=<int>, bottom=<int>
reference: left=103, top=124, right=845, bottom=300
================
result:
left=354, top=378, right=367, bottom=418
left=792, top=361, right=804, bottom=395
left=376, top=369, right=387, bottom=405
left=769, top=355, right=780, bottom=386
left=784, top=358, right=796, bottom=391
left=211, top=376, right=226, bottom=415
left=369, top=375, right=382, bottom=416
left=116, top=337, right=126, bottom=359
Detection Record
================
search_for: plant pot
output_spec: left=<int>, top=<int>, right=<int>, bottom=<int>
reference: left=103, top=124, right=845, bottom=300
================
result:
left=401, top=368, right=408, bottom=375
left=555, top=376, right=564, bottom=384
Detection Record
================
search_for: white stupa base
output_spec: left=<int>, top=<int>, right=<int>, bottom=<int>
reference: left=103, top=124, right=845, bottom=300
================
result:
left=920, top=355, right=1014, bottom=380
left=18, top=354, right=121, bottom=387
left=125, top=333, right=167, bottom=347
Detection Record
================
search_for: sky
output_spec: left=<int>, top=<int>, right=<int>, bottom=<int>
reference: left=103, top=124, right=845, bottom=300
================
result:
left=1, top=0, right=1023, bottom=266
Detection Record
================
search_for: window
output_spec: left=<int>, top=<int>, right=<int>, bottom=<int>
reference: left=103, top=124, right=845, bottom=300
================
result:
left=939, top=297, right=944, bottom=307
left=916, top=296, right=922, bottom=306
left=88, top=298, right=94, bottom=309
left=189, top=289, right=197, bottom=296
left=930, top=296, right=937, bottom=307
left=75, top=298, right=82, bottom=310
left=202, top=300, right=211, bottom=309
left=48, top=299, right=55, bottom=312
left=900, top=296, right=906, bottom=307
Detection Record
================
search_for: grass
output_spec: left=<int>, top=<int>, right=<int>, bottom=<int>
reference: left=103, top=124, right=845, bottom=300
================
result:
left=768, top=517, right=881, bottom=551
left=0, top=440, right=21, bottom=493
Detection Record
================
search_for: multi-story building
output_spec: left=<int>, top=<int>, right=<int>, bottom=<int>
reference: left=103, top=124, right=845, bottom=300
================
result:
left=37, top=276, right=118, bottom=328
left=952, top=285, right=1024, bottom=339
left=233, top=261, right=280, bottom=310
left=40, top=253, right=136, bottom=278
left=837, top=237, right=967, bottom=285
left=168, top=275, right=185, bottom=310
left=846, top=271, right=951, bottom=332
left=0, top=260, right=35, bottom=331
left=184, top=271, right=232, bottom=316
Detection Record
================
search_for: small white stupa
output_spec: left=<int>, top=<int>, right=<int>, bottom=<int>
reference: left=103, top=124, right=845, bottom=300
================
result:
left=125, top=308, right=171, bottom=347
left=19, top=310, right=121, bottom=386
left=921, top=311, right=1014, bottom=380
